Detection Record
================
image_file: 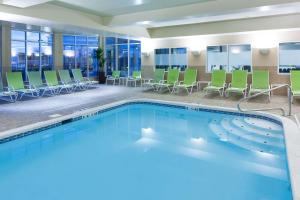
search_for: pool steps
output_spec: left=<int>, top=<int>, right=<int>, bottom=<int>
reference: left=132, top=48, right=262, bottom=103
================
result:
left=209, top=118, right=285, bottom=154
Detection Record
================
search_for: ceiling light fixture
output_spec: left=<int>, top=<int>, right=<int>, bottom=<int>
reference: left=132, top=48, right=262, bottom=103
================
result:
left=259, top=6, right=271, bottom=12
left=137, top=21, right=152, bottom=25
left=134, top=0, right=144, bottom=6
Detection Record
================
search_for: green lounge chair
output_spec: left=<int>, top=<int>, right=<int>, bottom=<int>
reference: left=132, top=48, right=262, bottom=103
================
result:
left=106, top=71, right=120, bottom=85
left=158, top=69, right=180, bottom=93
left=249, top=70, right=271, bottom=101
left=290, top=70, right=300, bottom=103
left=6, top=72, right=39, bottom=100
left=44, top=71, right=73, bottom=94
left=127, top=71, right=142, bottom=87
left=143, top=69, right=165, bottom=91
left=28, top=71, right=57, bottom=96
left=58, top=70, right=83, bottom=90
left=225, top=70, right=248, bottom=98
left=0, top=74, right=17, bottom=102
left=174, top=68, right=198, bottom=95
left=204, top=70, right=227, bottom=96
left=71, top=69, right=97, bottom=88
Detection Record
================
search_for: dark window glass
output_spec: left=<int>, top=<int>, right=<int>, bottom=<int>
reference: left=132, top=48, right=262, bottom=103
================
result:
left=11, top=30, right=25, bottom=41
left=63, top=35, right=75, bottom=45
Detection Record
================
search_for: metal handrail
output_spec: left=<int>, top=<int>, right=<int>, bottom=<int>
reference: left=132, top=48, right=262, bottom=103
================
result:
left=237, top=84, right=292, bottom=116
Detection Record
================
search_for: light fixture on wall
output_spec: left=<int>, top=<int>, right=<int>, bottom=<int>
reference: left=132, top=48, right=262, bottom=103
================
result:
left=191, top=50, right=200, bottom=56
left=142, top=52, right=150, bottom=57
left=259, top=48, right=270, bottom=55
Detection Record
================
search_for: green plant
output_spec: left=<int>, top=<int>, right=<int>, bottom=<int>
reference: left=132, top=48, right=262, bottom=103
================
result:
left=96, top=47, right=106, bottom=73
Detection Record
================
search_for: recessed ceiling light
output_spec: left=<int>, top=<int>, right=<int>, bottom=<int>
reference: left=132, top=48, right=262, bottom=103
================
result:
left=137, top=21, right=152, bottom=25
left=134, top=0, right=144, bottom=5
left=259, top=6, right=271, bottom=12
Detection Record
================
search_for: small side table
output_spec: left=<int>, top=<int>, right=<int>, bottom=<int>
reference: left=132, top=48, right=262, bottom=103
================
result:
left=119, top=77, right=127, bottom=86
left=197, top=81, right=209, bottom=91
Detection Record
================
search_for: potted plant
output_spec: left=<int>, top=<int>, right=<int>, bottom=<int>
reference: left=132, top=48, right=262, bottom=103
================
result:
left=96, top=47, right=106, bottom=84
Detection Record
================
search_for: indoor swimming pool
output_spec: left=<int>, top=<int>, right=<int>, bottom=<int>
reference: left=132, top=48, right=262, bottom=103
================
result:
left=0, top=102, right=293, bottom=200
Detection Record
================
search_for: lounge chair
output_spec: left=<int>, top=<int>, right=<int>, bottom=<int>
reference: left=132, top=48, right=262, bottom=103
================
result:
left=249, top=70, right=271, bottom=101
left=0, top=74, right=17, bottom=102
left=225, top=70, right=248, bottom=98
left=58, top=70, right=83, bottom=90
left=6, top=72, right=39, bottom=100
left=106, top=71, right=121, bottom=85
left=174, top=68, right=198, bottom=95
left=71, top=69, right=98, bottom=88
left=44, top=71, right=73, bottom=94
left=158, top=69, right=180, bottom=93
left=28, top=71, right=57, bottom=96
left=204, top=70, right=227, bottom=96
left=143, top=69, right=165, bottom=91
left=127, top=71, right=142, bottom=87
left=290, top=70, right=300, bottom=103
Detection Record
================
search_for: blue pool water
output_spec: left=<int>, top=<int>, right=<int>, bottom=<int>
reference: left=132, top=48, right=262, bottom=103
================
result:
left=0, top=103, right=293, bottom=200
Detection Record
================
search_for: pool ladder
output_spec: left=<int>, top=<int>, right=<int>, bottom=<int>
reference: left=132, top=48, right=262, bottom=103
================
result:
left=237, top=84, right=292, bottom=116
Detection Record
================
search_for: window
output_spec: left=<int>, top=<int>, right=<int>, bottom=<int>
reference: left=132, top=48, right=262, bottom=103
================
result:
left=206, top=44, right=252, bottom=73
left=155, top=48, right=187, bottom=71
left=228, top=44, right=251, bottom=72
left=105, top=37, right=116, bottom=76
left=207, top=45, right=228, bottom=72
left=63, top=35, right=99, bottom=77
left=279, top=42, right=300, bottom=74
left=105, top=37, right=141, bottom=77
left=155, top=48, right=170, bottom=71
left=11, top=30, right=53, bottom=79
left=129, top=40, right=141, bottom=76
left=170, top=48, right=187, bottom=71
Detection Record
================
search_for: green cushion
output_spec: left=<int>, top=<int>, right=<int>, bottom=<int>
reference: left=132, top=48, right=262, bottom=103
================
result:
left=44, top=71, right=59, bottom=86
left=291, top=70, right=300, bottom=92
left=293, top=90, right=300, bottom=96
left=226, top=87, right=245, bottom=93
left=59, top=70, right=73, bottom=84
left=28, top=71, right=44, bottom=88
left=252, top=70, right=269, bottom=89
left=183, top=68, right=197, bottom=85
left=72, top=69, right=84, bottom=82
left=6, top=72, right=25, bottom=90
left=167, top=69, right=179, bottom=85
left=204, top=86, right=223, bottom=91
left=231, top=70, right=247, bottom=89
left=153, top=69, right=165, bottom=83
left=211, top=70, right=226, bottom=87
left=112, top=71, right=120, bottom=78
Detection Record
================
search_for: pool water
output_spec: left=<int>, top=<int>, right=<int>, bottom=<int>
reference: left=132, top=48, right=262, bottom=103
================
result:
left=0, top=103, right=293, bottom=200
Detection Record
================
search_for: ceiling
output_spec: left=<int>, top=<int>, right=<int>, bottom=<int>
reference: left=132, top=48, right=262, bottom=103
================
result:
left=52, top=0, right=212, bottom=16
left=1, top=0, right=300, bottom=38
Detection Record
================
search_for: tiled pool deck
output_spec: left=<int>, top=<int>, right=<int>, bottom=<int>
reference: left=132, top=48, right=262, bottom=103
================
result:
left=1, top=85, right=300, bottom=132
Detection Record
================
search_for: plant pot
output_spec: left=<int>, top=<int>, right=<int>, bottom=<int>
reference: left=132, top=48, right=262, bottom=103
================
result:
left=98, top=71, right=106, bottom=84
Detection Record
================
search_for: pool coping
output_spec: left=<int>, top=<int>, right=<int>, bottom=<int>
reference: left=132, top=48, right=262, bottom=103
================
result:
left=0, top=98, right=299, bottom=200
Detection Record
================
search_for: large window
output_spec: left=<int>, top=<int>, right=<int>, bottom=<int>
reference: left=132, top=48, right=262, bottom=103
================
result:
left=155, top=47, right=187, bottom=71
left=105, top=37, right=141, bottom=77
left=11, top=30, right=53, bottom=78
left=207, top=44, right=252, bottom=73
left=63, top=35, right=99, bottom=77
left=279, top=42, right=300, bottom=74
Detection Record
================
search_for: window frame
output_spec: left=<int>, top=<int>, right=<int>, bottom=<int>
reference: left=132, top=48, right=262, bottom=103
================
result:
left=277, top=41, right=300, bottom=75
left=206, top=43, right=252, bottom=73
left=154, top=47, right=188, bottom=71
left=11, top=29, right=54, bottom=79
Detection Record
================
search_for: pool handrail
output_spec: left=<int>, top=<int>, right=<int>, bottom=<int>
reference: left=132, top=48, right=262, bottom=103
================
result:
left=237, top=84, right=292, bottom=116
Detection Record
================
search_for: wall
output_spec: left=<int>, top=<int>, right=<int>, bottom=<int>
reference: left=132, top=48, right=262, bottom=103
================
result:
left=141, top=29, right=300, bottom=95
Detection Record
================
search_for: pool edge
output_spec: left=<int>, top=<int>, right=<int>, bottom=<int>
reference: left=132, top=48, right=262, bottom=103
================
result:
left=0, top=98, right=299, bottom=199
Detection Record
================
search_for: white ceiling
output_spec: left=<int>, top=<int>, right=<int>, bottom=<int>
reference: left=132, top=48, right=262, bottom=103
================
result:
left=52, top=0, right=211, bottom=16
left=1, top=0, right=300, bottom=38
